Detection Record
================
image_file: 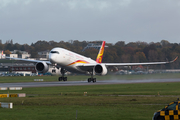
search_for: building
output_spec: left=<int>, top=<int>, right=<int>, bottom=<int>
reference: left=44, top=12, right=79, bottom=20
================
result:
left=0, top=50, right=31, bottom=59
left=10, top=50, right=29, bottom=54
left=0, top=63, right=36, bottom=76
left=38, top=50, right=49, bottom=59
left=10, top=66, right=36, bottom=73
left=82, top=43, right=108, bottom=52
left=9, top=54, right=18, bottom=58
left=20, top=54, right=31, bottom=59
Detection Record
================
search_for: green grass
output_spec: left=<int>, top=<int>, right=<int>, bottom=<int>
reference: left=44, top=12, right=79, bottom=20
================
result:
left=0, top=81, right=180, bottom=120
left=0, top=96, right=173, bottom=120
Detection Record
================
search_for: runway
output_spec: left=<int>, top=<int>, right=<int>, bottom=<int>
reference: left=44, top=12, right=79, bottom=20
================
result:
left=0, top=78, right=180, bottom=88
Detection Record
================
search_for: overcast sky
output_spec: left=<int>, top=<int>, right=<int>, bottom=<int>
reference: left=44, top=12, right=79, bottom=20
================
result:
left=0, top=0, right=180, bottom=45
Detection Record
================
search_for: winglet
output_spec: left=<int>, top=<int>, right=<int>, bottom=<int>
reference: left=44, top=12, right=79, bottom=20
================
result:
left=96, top=41, right=105, bottom=63
left=169, top=56, right=178, bottom=63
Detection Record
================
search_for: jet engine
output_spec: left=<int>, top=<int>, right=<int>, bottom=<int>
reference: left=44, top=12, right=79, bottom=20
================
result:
left=94, top=64, right=107, bottom=75
left=35, top=62, right=49, bottom=73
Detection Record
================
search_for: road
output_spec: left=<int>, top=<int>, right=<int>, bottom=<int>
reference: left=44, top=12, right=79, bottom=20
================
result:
left=0, top=78, right=180, bottom=88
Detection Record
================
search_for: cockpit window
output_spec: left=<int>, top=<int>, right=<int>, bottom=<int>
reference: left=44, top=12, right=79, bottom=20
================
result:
left=50, top=51, right=59, bottom=54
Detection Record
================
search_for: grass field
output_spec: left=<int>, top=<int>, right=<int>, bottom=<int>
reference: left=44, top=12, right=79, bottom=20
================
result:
left=0, top=74, right=180, bottom=120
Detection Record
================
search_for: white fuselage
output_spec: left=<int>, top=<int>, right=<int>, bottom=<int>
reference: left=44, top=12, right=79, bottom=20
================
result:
left=49, top=47, right=96, bottom=74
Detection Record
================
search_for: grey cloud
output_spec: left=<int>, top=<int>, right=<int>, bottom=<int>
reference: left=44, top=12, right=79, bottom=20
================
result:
left=0, top=0, right=180, bottom=44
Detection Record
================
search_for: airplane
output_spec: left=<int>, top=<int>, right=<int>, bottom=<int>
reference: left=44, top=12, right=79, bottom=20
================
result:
left=5, top=41, right=178, bottom=83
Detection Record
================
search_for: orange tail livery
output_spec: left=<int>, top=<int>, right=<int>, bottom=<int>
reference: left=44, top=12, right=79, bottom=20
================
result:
left=96, top=41, right=105, bottom=63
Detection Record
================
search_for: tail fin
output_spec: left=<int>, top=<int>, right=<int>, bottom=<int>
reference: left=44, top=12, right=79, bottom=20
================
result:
left=1, top=51, right=4, bottom=58
left=96, top=41, right=105, bottom=63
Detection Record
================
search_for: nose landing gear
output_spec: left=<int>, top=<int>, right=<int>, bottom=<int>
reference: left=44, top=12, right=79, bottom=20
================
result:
left=58, top=68, right=68, bottom=81
left=58, top=76, right=67, bottom=81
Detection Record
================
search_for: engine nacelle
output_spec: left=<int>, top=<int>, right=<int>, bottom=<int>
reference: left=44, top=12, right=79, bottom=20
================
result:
left=94, top=64, right=108, bottom=75
left=35, top=62, right=49, bottom=73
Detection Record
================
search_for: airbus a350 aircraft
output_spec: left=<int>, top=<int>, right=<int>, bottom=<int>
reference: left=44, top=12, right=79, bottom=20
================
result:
left=5, top=41, right=178, bottom=82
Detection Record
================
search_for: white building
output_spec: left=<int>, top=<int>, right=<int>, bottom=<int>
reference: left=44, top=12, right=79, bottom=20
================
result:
left=10, top=50, right=28, bottom=54
left=38, top=50, right=49, bottom=59
left=0, top=50, right=31, bottom=59
left=9, top=54, right=18, bottom=58
left=20, top=54, right=31, bottom=59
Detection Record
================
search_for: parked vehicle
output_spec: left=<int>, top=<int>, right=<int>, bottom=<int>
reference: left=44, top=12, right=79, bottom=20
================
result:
left=153, top=99, right=180, bottom=120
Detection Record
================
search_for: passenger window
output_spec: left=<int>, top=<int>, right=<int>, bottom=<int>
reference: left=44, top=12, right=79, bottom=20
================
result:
left=178, top=104, right=180, bottom=110
left=167, top=103, right=176, bottom=110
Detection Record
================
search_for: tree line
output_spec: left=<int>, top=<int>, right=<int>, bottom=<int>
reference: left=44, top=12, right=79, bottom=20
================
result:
left=0, top=39, right=180, bottom=69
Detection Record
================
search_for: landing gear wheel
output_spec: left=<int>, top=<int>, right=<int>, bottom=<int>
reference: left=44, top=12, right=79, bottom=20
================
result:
left=58, top=77, right=67, bottom=81
left=63, top=77, right=67, bottom=81
left=93, top=78, right=96, bottom=83
left=58, top=77, right=62, bottom=81
left=87, top=78, right=96, bottom=83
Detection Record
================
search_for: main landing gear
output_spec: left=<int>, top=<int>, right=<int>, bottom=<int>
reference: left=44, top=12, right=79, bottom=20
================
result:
left=57, top=68, right=97, bottom=83
left=87, top=78, right=96, bottom=83
left=87, top=71, right=96, bottom=83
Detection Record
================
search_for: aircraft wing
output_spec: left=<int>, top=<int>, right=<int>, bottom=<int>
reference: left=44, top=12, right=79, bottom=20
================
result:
left=77, top=56, right=178, bottom=67
left=5, top=56, right=52, bottom=64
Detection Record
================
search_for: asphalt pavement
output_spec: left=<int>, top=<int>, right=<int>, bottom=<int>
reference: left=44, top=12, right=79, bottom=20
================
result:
left=0, top=78, right=180, bottom=88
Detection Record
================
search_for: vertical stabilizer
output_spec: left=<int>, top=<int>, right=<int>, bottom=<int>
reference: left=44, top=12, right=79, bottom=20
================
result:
left=1, top=51, right=3, bottom=59
left=96, top=41, right=105, bottom=63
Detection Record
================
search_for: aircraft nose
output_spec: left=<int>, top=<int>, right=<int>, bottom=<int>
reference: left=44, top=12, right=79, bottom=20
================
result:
left=49, top=54, right=57, bottom=63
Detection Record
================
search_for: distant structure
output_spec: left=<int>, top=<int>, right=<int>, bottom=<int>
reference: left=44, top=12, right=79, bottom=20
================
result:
left=8, top=54, right=18, bottom=58
left=10, top=65, right=36, bottom=73
left=10, top=50, right=28, bottom=54
left=0, top=63, right=36, bottom=73
left=10, top=50, right=31, bottom=59
left=0, top=50, right=30, bottom=59
left=0, top=50, right=46, bottom=74
left=38, top=50, right=49, bottom=59
left=82, top=43, right=108, bottom=52
left=20, top=54, right=31, bottom=59
left=0, top=52, right=6, bottom=59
